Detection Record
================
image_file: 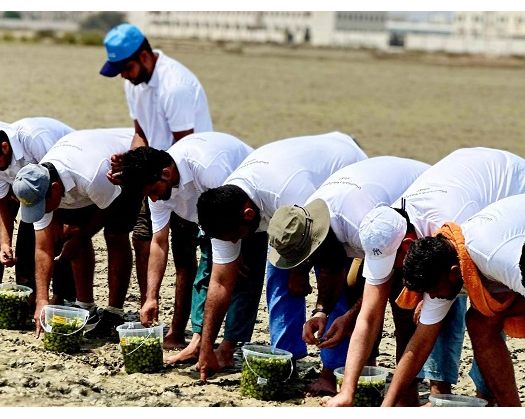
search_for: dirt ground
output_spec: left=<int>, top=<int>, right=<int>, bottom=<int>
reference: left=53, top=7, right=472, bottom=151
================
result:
left=1, top=39, right=525, bottom=407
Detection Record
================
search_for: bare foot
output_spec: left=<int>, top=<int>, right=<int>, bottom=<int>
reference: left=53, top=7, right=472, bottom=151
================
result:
left=164, top=333, right=200, bottom=365
left=306, top=368, right=337, bottom=396
left=215, top=340, right=236, bottom=369
left=163, top=327, right=187, bottom=350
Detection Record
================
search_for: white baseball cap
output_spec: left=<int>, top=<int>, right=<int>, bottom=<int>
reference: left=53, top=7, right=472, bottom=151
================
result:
left=359, top=206, right=407, bottom=280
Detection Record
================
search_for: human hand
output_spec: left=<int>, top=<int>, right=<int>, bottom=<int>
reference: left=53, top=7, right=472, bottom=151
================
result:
left=198, top=348, right=220, bottom=382
left=302, top=313, right=327, bottom=345
left=34, top=298, right=49, bottom=338
left=318, top=314, right=351, bottom=349
left=140, top=298, right=159, bottom=326
left=55, top=235, right=84, bottom=261
left=107, top=153, right=124, bottom=185
left=0, top=243, right=16, bottom=267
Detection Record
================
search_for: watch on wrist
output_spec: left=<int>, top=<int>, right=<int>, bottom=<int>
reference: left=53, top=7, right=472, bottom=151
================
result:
left=311, top=307, right=328, bottom=317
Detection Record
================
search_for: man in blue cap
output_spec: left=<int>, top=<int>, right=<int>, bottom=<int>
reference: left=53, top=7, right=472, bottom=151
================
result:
left=100, top=23, right=213, bottom=350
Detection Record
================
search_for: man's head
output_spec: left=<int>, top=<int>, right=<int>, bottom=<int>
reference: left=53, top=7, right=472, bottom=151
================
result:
left=13, top=164, right=50, bottom=222
left=403, top=235, right=462, bottom=300
left=120, top=147, right=177, bottom=201
left=359, top=206, right=408, bottom=280
left=100, top=23, right=154, bottom=84
left=267, top=199, right=331, bottom=269
left=197, top=185, right=260, bottom=242
left=0, top=130, right=13, bottom=171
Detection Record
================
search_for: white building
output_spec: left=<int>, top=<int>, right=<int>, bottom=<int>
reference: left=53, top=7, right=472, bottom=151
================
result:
left=454, top=12, right=525, bottom=39
left=127, top=11, right=389, bottom=49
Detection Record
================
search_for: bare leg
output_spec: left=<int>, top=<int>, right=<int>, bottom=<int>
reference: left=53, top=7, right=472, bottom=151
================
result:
left=106, top=231, right=132, bottom=309
left=466, top=307, right=521, bottom=406
left=164, top=264, right=196, bottom=349
left=70, top=238, right=95, bottom=303
left=132, top=237, right=149, bottom=307
left=165, top=332, right=201, bottom=364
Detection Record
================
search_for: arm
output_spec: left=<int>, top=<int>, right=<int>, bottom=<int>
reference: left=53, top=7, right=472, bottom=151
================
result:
left=317, top=297, right=363, bottom=348
left=131, top=120, right=148, bottom=148
left=199, top=258, right=240, bottom=380
left=33, top=224, right=56, bottom=337
left=322, top=280, right=391, bottom=406
left=140, top=224, right=169, bottom=325
left=57, top=209, right=106, bottom=261
left=0, top=196, right=16, bottom=266
left=172, top=129, right=194, bottom=143
left=382, top=321, right=442, bottom=406
left=303, top=264, right=346, bottom=344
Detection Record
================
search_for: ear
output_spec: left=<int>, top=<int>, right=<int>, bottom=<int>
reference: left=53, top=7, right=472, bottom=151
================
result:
left=394, top=235, right=414, bottom=268
left=400, top=236, right=415, bottom=254
left=242, top=202, right=257, bottom=222
left=450, top=264, right=462, bottom=283
left=47, top=181, right=63, bottom=209
left=161, top=167, right=171, bottom=180
left=1, top=141, right=10, bottom=155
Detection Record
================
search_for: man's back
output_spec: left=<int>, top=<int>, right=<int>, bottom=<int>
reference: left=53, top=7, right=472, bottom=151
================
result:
left=394, top=147, right=525, bottom=237
left=225, top=131, right=367, bottom=231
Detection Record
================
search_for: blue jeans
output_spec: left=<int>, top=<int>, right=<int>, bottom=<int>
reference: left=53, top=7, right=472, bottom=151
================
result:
left=191, top=232, right=268, bottom=342
left=266, top=261, right=350, bottom=370
left=417, top=295, right=486, bottom=392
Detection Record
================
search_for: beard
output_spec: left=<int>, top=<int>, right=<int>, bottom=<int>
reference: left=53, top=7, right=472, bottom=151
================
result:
left=159, top=188, right=172, bottom=201
left=128, top=65, right=150, bottom=85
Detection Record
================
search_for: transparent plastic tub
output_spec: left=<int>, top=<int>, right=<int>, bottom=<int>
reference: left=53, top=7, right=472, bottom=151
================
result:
left=429, top=394, right=488, bottom=407
left=116, top=322, right=164, bottom=373
left=240, top=344, right=294, bottom=400
left=334, top=365, right=388, bottom=406
left=41, top=304, right=89, bottom=353
left=0, top=284, right=32, bottom=329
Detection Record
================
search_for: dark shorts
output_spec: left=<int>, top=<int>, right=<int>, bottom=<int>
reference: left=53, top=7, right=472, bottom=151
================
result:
left=131, top=197, right=199, bottom=267
left=57, top=187, right=142, bottom=234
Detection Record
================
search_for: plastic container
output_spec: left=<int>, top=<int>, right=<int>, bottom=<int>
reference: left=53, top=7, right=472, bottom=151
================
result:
left=0, top=284, right=32, bottom=329
left=116, top=322, right=164, bottom=374
left=41, top=304, right=89, bottom=353
left=429, top=394, right=488, bottom=407
left=334, top=365, right=388, bottom=406
left=240, top=344, right=294, bottom=401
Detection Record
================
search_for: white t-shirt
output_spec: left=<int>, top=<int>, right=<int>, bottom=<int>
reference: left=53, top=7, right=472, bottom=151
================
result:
left=307, top=157, right=430, bottom=259
left=422, top=195, right=525, bottom=323
left=149, top=132, right=253, bottom=232
left=0, top=117, right=74, bottom=199
left=34, top=128, right=134, bottom=230
left=396, top=148, right=525, bottom=238
left=125, top=50, right=213, bottom=151
left=397, top=148, right=525, bottom=324
left=212, top=131, right=368, bottom=264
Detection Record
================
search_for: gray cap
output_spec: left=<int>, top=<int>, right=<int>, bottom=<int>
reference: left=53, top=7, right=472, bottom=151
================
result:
left=13, top=163, right=50, bottom=223
left=268, top=199, right=331, bottom=269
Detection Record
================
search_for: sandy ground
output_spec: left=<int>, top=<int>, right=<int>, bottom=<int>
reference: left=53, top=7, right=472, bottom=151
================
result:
left=1, top=39, right=525, bottom=407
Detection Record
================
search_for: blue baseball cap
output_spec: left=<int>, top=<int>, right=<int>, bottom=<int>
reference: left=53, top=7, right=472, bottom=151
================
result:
left=100, top=23, right=145, bottom=77
left=13, top=164, right=50, bottom=223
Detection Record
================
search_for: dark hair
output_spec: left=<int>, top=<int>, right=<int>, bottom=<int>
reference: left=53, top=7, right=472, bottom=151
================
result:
left=119, top=146, right=173, bottom=190
left=41, top=162, right=61, bottom=197
left=393, top=206, right=416, bottom=234
left=403, top=234, right=458, bottom=292
left=127, top=38, right=153, bottom=61
left=197, top=184, right=257, bottom=238
left=520, top=243, right=525, bottom=287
